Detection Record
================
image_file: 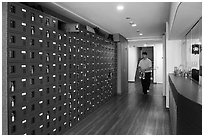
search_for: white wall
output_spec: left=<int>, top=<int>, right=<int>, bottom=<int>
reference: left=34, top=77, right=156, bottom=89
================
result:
left=181, top=19, right=202, bottom=70
left=128, top=45, right=138, bottom=81
left=165, top=39, right=182, bottom=108
left=166, top=40, right=182, bottom=73
left=163, top=34, right=166, bottom=97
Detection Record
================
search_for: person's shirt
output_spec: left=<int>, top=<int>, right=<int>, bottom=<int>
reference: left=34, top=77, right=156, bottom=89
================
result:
left=138, top=58, right=152, bottom=72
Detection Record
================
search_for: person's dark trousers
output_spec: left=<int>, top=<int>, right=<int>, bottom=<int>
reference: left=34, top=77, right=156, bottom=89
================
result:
left=141, top=72, right=151, bottom=94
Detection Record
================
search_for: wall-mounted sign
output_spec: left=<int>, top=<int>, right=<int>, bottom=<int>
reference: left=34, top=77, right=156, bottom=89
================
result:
left=192, top=44, right=200, bottom=54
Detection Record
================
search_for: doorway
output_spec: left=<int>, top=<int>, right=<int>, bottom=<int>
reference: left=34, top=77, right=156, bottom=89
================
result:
left=139, top=47, right=154, bottom=83
left=153, top=44, right=163, bottom=83
left=134, top=44, right=163, bottom=84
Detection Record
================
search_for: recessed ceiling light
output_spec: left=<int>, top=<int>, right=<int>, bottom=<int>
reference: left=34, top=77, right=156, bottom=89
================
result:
left=131, top=23, right=137, bottom=27
left=117, top=5, right=124, bottom=11
left=139, top=33, right=143, bottom=36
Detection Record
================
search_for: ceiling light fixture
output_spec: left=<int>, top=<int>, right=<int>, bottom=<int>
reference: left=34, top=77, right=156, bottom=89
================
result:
left=117, top=5, right=124, bottom=11
left=139, top=33, right=143, bottom=36
left=131, top=23, right=137, bottom=27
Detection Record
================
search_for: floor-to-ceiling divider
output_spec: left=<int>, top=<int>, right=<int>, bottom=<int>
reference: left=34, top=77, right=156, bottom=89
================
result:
left=6, top=2, right=117, bottom=135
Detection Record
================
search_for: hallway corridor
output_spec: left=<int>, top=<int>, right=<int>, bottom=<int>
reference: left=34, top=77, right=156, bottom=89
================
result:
left=3, top=2, right=201, bottom=135
left=64, top=83, right=171, bottom=135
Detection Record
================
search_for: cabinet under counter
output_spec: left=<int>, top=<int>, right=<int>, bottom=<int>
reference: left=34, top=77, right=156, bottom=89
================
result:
left=169, top=74, right=202, bottom=135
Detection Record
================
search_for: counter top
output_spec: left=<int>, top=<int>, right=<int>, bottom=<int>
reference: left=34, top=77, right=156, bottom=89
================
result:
left=169, top=73, right=202, bottom=134
left=169, top=74, right=202, bottom=106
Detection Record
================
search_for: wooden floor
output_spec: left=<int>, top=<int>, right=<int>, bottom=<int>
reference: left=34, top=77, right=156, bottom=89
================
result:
left=64, top=82, right=171, bottom=135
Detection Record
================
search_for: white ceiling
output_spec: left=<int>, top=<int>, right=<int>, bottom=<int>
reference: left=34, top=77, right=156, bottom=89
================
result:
left=52, top=2, right=171, bottom=40
left=169, top=2, right=202, bottom=40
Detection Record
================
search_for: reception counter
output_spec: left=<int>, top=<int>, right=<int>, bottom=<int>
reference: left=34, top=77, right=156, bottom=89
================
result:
left=169, top=74, right=202, bottom=135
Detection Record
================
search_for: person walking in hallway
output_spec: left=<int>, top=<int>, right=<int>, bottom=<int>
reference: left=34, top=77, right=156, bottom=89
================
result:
left=138, top=52, right=152, bottom=94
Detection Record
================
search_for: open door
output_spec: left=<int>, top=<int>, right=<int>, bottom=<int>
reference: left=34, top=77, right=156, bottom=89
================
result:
left=153, top=44, right=163, bottom=83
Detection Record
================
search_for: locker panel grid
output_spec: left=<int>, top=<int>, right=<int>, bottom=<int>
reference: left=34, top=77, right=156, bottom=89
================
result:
left=7, top=2, right=117, bottom=135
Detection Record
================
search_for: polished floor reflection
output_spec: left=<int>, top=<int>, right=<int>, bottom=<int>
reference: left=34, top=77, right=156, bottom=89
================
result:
left=64, top=82, right=171, bottom=135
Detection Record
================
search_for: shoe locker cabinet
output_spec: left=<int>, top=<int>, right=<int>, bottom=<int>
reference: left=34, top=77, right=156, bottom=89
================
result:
left=6, top=2, right=117, bottom=135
